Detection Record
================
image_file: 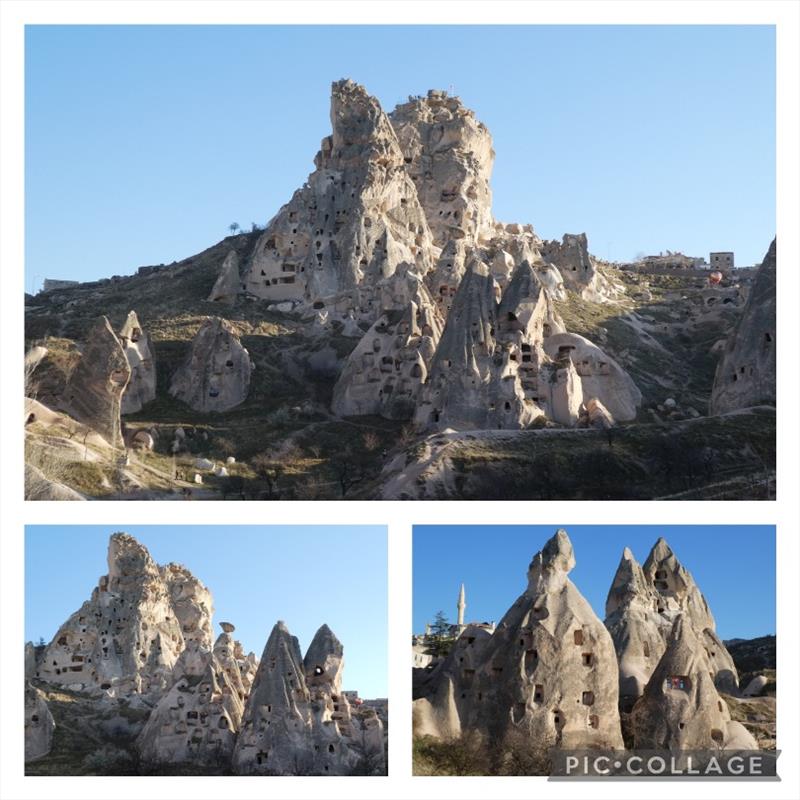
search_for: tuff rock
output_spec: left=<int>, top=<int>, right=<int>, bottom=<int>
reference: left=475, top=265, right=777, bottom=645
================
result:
left=208, top=250, right=242, bottom=304
left=710, top=239, right=776, bottom=414
left=119, top=310, right=156, bottom=414
left=36, top=533, right=212, bottom=698
left=631, top=616, right=757, bottom=750
left=63, top=316, right=130, bottom=447
left=25, top=682, right=55, bottom=762
left=413, top=529, right=624, bottom=751
left=604, top=538, right=739, bottom=706
left=169, top=317, right=253, bottom=413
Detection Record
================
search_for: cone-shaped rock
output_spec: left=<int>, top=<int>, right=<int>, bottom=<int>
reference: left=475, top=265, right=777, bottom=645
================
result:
left=710, top=238, right=776, bottom=414
left=118, top=310, right=156, bottom=414
left=631, top=616, right=757, bottom=750
left=36, top=532, right=212, bottom=697
left=63, top=316, right=130, bottom=447
left=413, top=529, right=624, bottom=752
left=24, top=682, right=55, bottom=762
left=245, top=79, right=435, bottom=312
left=169, top=317, right=252, bottom=413
left=207, top=250, right=242, bottom=304
left=605, top=538, right=739, bottom=706
left=390, top=89, right=495, bottom=248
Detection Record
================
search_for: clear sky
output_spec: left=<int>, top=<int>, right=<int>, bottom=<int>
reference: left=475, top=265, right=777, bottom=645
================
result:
left=25, top=24, right=775, bottom=293
left=413, top=525, right=775, bottom=641
left=25, top=525, right=388, bottom=697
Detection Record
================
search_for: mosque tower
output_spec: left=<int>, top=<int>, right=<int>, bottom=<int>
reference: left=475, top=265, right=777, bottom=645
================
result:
left=457, top=583, right=466, bottom=632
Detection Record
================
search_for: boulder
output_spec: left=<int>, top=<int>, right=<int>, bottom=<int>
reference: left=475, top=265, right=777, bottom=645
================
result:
left=25, top=683, right=55, bottom=762
left=169, top=318, right=253, bottom=413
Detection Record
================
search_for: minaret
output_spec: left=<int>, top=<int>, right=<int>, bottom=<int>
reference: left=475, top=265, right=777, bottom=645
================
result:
left=457, top=583, right=466, bottom=632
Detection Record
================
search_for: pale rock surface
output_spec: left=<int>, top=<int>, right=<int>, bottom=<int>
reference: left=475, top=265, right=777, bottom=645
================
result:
left=710, top=239, right=776, bottom=414
left=631, top=616, right=758, bottom=750
left=413, top=530, right=624, bottom=751
left=245, top=79, right=435, bottom=316
left=207, top=250, right=242, bottom=304
left=741, top=675, right=768, bottom=697
left=118, top=311, right=156, bottom=414
left=136, top=637, right=244, bottom=766
left=233, top=621, right=385, bottom=775
left=63, top=316, right=130, bottom=448
left=169, top=318, right=253, bottom=413
left=37, top=533, right=211, bottom=697
left=540, top=233, right=618, bottom=302
left=24, top=463, right=86, bottom=501
left=25, top=683, right=55, bottom=762
left=390, top=89, right=495, bottom=248
left=332, top=270, right=442, bottom=419
left=604, top=538, right=739, bottom=705
left=543, top=333, right=641, bottom=424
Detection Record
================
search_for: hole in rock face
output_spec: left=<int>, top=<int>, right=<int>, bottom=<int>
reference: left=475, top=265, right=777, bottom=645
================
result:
left=314, top=666, right=324, bottom=676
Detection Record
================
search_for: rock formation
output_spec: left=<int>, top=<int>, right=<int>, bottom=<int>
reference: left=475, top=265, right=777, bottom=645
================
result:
left=390, top=89, right=495, bottom=248
left=208, top=250, right=242, bottom=304
left=24, top=463, right=86, bottom=501
left=63, top=316, right=130, bottom=447
left=540, top=233, right=618, bottom=302
left=136, top=638, right=245, bottom=766
left=414, top=259, right=635, bottom=431
left=244, top=79, right=435, bottom=317
left=413, top=530, right=624, bottom=752
left=118, top=310, right=156, bottom=414
left=36, top=532, right=212, bottom=697
left=332, top=267, right=442, bottom=419
left=710, top=239, right=776, bottom=414
left=169, top=317, right=253, bottom=413
left=631, top=616, right=757, bottom=750
left=25, top=683, right=55, bottom=762
left=604, top=538, right=739, bottom=707
left=542, top=333, right=642, bottom=424
left=233, top=621, right=385, bottom=776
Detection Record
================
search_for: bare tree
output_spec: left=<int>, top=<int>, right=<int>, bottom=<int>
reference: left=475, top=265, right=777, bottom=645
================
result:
left=228, top=222, right=240, bottom=236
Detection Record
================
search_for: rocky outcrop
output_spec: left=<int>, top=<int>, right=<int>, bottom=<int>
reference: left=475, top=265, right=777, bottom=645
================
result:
left=118, top=311, right=156, bottom=414
left=169, top=317, right=253, bottom=413
left=24, top=464, right=86, bottom=501
left=36, top=533, right=212, bottom=698
left=414, top=260, right=633, bottom=431
left=631, top=616, right=757, bottom=750
left=543, top=333, right=642, bottom=424
left=413, top=530, right=624, bottom=752
left=208, top=250, right=242, bottom=304
left=244, top=79, right=435, bottom=316
left=233, top=621, right=385, bottom=776
left=604, top=538, right=739, bottom=707
left=540, top=233, right=618, bottom=302
left=136, top=640, right=244, bottom=766
left=25, top=683, right=55, bottom=762
left=390, top=89, right=495, bottom=248
left=63, top=316, right=130, bottom=447
left=332, top=267, right=442, bottom=419
left=710, top=239, right=776, bottom=414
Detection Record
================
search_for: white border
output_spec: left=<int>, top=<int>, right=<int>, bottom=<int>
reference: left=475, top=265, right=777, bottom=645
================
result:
left=2, top=2, right=798, bottom=799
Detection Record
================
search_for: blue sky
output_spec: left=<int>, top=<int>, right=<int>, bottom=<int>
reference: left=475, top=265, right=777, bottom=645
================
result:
left=25, top=25, right=775, bottom=293
left=413, top=525, right=775, bottom=641
left=25, top=525, right=388, bottom=697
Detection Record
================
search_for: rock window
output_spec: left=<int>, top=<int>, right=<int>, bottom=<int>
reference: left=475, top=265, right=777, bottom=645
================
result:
left=524, top=649, right=538, bottom=672
left=718, top=701, right=723, bottom=712
left=664, top=675, right=691, bottom=691
left=219, top=717, right=228, bottom=728
left=588, top=714, right=599, bottom=729
left=187, top=711, right=198, bottom=719
left=314, top=666, right=324, bottom=676
left=643, top=642, right=650, bottom=658
left=582, top=653, right=593, bottom=667
left=710, top=729, right=724, bottom=744
left=582, top=691, right=595, bottom=705
left=256, top=750, right=269, bottom=764
left=534, top=685, right=544, bottom=703
left=328, top=744, right=335, bottom=753
left=573, top=630, right=584, bottom=646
